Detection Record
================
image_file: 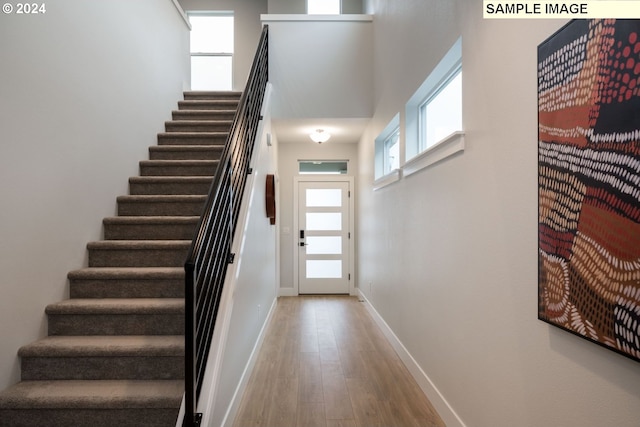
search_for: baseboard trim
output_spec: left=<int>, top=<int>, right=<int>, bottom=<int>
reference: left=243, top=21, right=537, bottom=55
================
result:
left=220, top=297, right=278, bottom=427
left=359, top=292, right=466, bottom=427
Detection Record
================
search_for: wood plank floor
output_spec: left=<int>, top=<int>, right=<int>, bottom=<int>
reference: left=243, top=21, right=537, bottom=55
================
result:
left=232, top=296, right=445, bottom=427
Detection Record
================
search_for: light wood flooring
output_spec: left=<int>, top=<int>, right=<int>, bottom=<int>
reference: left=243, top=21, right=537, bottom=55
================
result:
left=232, top=296, right=445, bottom=427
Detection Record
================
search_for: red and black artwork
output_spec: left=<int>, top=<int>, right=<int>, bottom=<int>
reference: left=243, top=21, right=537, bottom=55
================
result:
left=538, top=19, right=640, bottom=362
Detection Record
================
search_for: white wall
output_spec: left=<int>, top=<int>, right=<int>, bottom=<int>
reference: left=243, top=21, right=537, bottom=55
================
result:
left=0, top=0, right=190, bottom=390
left=278, top=142, right=359, bottom=294
left=178, top=0, right=268, bottom=91
left=264, top=15, right=373, bottom=119
left=358, top=1, right=640, bottom=426
left=202, top=108, right=279, bottom=427
left=268, top=0, right=305, bottom=14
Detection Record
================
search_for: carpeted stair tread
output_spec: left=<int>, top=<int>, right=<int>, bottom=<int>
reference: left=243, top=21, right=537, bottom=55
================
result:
left=183, top=90, right=241, bottom=100
left=157, top=132, right=228, bottom=145
left=103, top=216, right=201, bottom=240
left=165, top=120, right=233, bottom=133
left=148, top=145, right=224, bottom=161
left=117, top=195, right=207, bottom=202
left=139, top=159, right=219, bottom=177
left=172, top=110, right=236, bottom=121
left=139, top=160, right=219, bottom=167
left=18, top=336, right=183, bottom=358
left=18, top=335, right=185, bottom=381
left=68, top=267, right=184, bottom=281
left=45, top=299, right=184, bottom=315
left=68, top=267, right=185, bottom=299
left=117, top=195, right=206, bottom=216
left=128, top=176, right=213, bottom=195
left=104, top=216, right=200, bottom=226
left=139, top=159, right=219, bottom=165
left=87, top=240, right=191, bottom=250
left=129, top=176, right=214, bottom=183
left=177, top=100, right=239, bottom=111
left=0, top=380, right=183, bottom=409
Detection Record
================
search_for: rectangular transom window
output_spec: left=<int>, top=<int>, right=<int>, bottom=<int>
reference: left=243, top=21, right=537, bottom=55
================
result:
left=299, top=161, right=348, bottom=175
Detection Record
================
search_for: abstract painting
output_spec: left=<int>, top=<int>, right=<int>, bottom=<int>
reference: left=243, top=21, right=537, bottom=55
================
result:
left=538, top=19, right=640, bottom=362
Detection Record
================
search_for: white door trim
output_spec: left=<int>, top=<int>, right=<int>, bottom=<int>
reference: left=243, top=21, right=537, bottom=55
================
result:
left=293, top=175, right=356, bottom=296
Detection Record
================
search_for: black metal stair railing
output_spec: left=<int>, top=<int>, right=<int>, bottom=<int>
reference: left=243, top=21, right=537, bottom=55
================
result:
left=183, top=25, right=268, bottom=427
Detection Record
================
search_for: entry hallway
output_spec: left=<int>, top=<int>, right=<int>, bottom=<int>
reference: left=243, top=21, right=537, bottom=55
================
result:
left=233, top=296, right=445, bottom=427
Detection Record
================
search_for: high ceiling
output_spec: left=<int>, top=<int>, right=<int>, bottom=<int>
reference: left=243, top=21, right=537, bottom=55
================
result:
left=272, top=118, right=369, bottom=144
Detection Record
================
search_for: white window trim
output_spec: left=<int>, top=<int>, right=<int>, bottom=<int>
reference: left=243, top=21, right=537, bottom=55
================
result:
left=403, top=131, right=465, bottom=177
left=406, top=37, right=462, bottom=162
left=374, top=113, right=400, bottom=183
left=373, top=168, right=402, bottom=190
left=382, top=128, right=400, bottom=174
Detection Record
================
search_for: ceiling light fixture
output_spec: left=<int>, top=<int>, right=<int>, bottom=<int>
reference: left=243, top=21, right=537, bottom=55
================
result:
left=309, top=129, right=331, bottom=144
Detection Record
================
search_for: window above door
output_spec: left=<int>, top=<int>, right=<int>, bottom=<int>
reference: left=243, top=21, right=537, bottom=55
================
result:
left=299, top=160, right=349, bottom=175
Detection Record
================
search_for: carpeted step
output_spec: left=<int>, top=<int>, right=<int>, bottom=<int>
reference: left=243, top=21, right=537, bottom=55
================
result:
left=87, top=240, right=190, bottom=268
left=103, top=216, right=200, bottom=240
left=148, top=145, right=224, bottom=161
left=68, top=267, right=184, bottom=299
left=129, top=176, right=213, bottom=196
left=177, top=99, right=240, bottom=111
left=0, top=90, right=244, bottom=426
left=18, top=336, right=184, bottom=381
left=0, top=379, right=182, bottom=427
left=165, top=120, right=233, bottom=133
left=117, top=195, right=206, bottom=216
left=139, top=160, right=219, bottom=177
left=157, top=132, right=228, bottom=146
left=172, top=109, right=236, bottom=121
left=46, top=299, right=184, bottom=336
left=183, top=90, right=241, bottom=101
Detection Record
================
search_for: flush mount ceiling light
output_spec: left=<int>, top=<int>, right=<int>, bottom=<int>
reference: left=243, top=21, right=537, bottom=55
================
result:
left=309, top=129, right=331, bottom=144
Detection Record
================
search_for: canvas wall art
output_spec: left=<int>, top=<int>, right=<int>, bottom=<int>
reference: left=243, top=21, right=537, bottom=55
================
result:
left=538, top=19, right=640, bottom=362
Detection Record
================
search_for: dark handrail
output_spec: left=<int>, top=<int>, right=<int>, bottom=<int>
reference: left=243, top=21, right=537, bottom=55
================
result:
left=183, top=25, right=269, bottom=427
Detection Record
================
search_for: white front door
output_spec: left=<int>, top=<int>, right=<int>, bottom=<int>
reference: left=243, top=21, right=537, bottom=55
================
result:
left=297, top=180, right=351, bottom=294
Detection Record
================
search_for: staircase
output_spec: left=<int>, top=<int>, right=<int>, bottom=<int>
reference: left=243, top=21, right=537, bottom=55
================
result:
left=0, top=91, right=241, bottom=427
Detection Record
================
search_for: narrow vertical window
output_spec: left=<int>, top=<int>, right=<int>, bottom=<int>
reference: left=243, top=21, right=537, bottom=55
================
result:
left=374, top=114, right=401, bottom=183
left=189, top=13, right=234, bottom=91
left=383, top=128, right=400, bottom=175
left=405, top=37, right=463, bottom=164
left=419, top=68, right=462, bottom=151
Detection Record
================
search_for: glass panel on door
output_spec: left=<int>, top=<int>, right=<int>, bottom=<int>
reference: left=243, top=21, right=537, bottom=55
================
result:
left=306, top=213, right=342, bottom=231
left=306, top=189, right=343, bottom=207
left=305, top=236, right=342, bottom=255
left=306, top=260, right=343, bottom=279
